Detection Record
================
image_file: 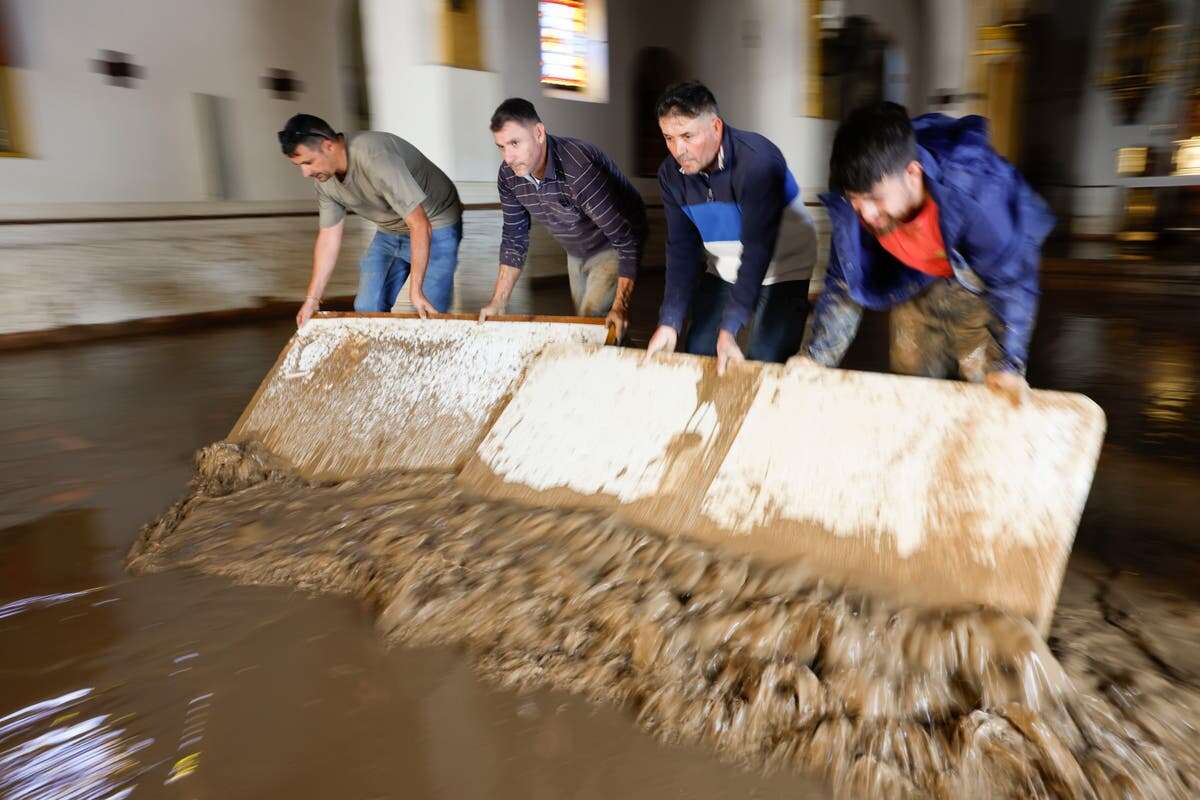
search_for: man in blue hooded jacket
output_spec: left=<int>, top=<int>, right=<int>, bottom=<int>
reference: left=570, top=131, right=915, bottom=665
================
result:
left=797, top=102, right=1055, bottom=401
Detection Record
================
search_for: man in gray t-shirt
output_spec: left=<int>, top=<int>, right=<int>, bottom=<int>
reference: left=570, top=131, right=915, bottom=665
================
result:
left=278, top=114, right=464, bottom=326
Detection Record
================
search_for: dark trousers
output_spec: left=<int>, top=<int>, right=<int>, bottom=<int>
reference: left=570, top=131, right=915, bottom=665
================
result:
left=684, top=272, right=811, bottom=363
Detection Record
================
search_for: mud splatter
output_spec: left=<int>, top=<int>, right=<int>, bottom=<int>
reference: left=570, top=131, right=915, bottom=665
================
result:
left=128, top=442, right=1200, bottom=799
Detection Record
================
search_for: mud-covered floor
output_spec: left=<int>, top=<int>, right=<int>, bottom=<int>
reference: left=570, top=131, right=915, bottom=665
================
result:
left=3, top=268, right=1200, bottom=798
left=123, top=441, right=1199, bottom=798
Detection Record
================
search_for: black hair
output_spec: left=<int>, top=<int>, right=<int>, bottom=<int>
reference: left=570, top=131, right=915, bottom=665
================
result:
left=490, top=98, right=541, bottom=132
left=277, top=113, right=338, bottom=156
left=654, top=81, right=720, bottom=120
left=828, top=102, right=917, bottom=193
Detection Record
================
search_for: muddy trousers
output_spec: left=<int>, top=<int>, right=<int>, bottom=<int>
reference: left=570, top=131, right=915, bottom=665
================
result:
left=565, top=248, right=621, bottom=317
left=889, top=280, right=1001, bottom=382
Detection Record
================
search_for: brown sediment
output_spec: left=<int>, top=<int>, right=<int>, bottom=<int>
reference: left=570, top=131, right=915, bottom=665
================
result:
left=128, top=442, right=1200, bottom=800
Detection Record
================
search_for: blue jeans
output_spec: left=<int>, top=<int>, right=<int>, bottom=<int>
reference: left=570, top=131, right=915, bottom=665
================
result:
left=684, top=273, right=811, bottom=363
left=354, top=220, right=462, bottom=312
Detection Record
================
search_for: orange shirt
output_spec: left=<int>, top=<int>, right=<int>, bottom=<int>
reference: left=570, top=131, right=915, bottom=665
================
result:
left=876, top=198, right=953, bottom=278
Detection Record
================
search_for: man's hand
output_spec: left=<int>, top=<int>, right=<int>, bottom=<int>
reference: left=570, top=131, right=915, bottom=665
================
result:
left=985, top=370, right=1029, bottom=406
left=715, top=329, right=745, bottom=376
left=480, top=265, right=521, bottom=323
left=605, top=304, right=629, bottom=343
left=409, top=291, right=438, bottom=319
left=605, top=276, right=634, bottom=344
left=786, top=354, right=822, bottom=371
left=643, top=325, right=678, bottom=362
left=296, top=297, right=319, bottom=328
left=478, top=299, right=505, bottom=323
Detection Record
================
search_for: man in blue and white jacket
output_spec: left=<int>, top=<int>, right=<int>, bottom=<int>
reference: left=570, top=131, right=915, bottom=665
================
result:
left=644, top=82, right=818, bottom=375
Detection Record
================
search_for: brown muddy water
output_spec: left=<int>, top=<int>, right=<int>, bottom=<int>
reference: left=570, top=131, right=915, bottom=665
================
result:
left=4, top=284, right=1200, bottom=798
left=0, top=324, right=828, bottom=799
left=121, top=442, right=1199, bottom=799
left=2, top=509, right=827, bottom=799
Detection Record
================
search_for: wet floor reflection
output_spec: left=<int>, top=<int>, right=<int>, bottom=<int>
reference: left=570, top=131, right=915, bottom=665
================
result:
left=0, top=687, right=153, bottom=800
left=0, top=506, right=829, bottom=798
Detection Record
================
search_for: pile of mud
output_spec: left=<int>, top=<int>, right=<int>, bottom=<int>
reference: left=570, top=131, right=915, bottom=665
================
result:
left=128, top=442, right=1200, bottom=799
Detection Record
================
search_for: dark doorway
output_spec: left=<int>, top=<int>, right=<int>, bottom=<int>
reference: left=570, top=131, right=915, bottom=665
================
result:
left=632, top=47, right=685, bottom=177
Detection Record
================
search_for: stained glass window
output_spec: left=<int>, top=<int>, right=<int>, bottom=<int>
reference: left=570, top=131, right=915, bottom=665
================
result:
left=539, top=0, right=588, bottom=92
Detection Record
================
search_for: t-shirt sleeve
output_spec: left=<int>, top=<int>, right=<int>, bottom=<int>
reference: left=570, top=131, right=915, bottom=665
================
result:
left=374, top=145, right=427, bottom=219
left=317, top=187, right=345, bottom=229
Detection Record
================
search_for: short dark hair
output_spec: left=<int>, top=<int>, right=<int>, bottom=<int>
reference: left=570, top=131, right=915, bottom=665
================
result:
left=278, top=113, right=338, bottom=156
left=655, top=81, right=720, bottom=120
left=490, top=98, right=541, bottom=132
left=828, top=102, right=917, bottom=193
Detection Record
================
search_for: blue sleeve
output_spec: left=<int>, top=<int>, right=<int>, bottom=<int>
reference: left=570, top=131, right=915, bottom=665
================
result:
left=498, top=172, right=531, bottom=268
left=959, top=175, right=1052, bottom=374
left=983, top=276, right=1039, bottom=374
left=720, top=154, right=787, bottom=335
left=657, top=171, right=704, bottom=332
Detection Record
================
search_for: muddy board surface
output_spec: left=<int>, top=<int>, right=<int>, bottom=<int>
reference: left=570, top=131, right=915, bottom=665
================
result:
left=460, top=346, right=1105, bottom=632
left=229, top=317, right=608, bottom=479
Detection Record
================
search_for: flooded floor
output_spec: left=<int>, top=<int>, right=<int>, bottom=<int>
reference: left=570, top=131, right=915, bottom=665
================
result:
left=123, top=443, right=1200, bottom=798
left=3, top=513, right=829, bottom=800
left=3, top=267, right=1200, bottom=798
left=0, top=280, right=834, bottom=799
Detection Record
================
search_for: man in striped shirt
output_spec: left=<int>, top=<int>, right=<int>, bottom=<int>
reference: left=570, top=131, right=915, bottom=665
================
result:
left=479, top=98, right=647, bottom=339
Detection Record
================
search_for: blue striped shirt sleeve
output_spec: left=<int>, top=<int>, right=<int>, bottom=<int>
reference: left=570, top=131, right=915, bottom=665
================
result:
left=498, top=170, right=531, bottom=268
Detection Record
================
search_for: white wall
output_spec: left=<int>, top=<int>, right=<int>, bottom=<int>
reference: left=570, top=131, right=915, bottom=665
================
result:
left=680, top=0, right=926, bottom=194
left=483, top=0, right=692, bottom=179
left=0, top=0, right=1002, bottom=210
left=362, top=0, right=696, bottom=185
left=923, top=0, right=971, bottom=114
left=746, top=0, right=836, bottom=192
left=0, top=0, right=352, bottom=206
left=847, top=0, right=926, bottom=111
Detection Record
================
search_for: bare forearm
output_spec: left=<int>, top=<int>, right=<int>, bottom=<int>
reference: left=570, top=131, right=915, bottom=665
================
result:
left=305, top=225, right=344, bottom=300
left=612, top=276, right=634, bottom=311
left=488, top=265, right=522, bottom=308
left=406, top=222, right=432, bottom=293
